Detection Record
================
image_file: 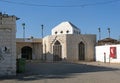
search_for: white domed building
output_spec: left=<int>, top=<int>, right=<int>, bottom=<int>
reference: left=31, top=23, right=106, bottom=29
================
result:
left=16, top=21, right=96, bottom=62
left=43, top=21, right=96, bottom=61
left=0, top=12, right=96, bottom=76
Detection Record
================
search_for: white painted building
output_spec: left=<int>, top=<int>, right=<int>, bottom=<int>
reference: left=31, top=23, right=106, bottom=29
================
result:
left=96, top=38, right=120, bottom=63
left=43, top=21, right=96, bottom=61
left=52, top=21, right=81, bottom=35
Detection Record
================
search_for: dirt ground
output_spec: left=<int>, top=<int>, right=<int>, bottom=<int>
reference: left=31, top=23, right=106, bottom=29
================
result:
left=0, top=61, right=120, bottom=83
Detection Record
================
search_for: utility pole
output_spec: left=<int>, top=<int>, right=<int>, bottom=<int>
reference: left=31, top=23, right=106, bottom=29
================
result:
left=22, top=23, right=25, bottom=41
left=107, top=28, right=110, bottom=38
left=98, top=27, right=101, bottom=40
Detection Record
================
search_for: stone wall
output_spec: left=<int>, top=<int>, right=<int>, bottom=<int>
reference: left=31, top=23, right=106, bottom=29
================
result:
left=0, top=13, right=18, bottom=76
left=43, top=34, right=96, bottom=61
left=16, top=38, right=43, bottom=60
left=43, top=35, right=67, bottom=61
left=66, top=34, right=96, bottom=61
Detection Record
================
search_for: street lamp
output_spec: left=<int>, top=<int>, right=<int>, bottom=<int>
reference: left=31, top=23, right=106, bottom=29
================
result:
left=41, top=24, right=43, bottom=38
left=22, top=23, right=25, bottom=41
left=107, top=28, right=110, bottom=38
left=41, top=24, right=44, bottom=60
left=98, top=27, right=101, bottom=40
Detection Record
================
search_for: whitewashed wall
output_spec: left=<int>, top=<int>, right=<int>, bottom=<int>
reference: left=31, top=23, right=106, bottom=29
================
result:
left=52, top=21, right=80, bottom=35
left=96, top=44, right=120, bottom=63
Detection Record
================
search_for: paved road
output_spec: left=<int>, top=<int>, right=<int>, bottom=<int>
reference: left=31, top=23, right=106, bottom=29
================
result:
left=1, top=61, right=120, bottom=83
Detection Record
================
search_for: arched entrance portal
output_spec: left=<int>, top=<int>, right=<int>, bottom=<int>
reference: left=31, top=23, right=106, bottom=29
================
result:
left=21, top=46, right=32, bottom=60
left=78, top=42, right=85, bottom=60
left=53, top=40, right=62, bottom=61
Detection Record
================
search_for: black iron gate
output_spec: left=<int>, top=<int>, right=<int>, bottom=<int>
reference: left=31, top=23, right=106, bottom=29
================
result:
left=53, top=41, right=62, bottom=61
left=78, top=42, right=85, bottom=60
left=21, top=46, right=32, bottom=60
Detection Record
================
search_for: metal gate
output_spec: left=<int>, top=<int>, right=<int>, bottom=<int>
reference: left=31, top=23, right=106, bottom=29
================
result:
left=78, top=42, right=85, bottom=60
left=21, top=46, right=32, bottom=60
left=53, top=41, right=62, bottom=61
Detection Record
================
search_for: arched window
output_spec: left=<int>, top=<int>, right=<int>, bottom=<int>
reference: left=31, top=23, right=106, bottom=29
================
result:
left=66, top=30, right=69, bottom=33
left=55, top=31, right=57, bottom=34
left=54, top=40, right=61, bottom=45
left=60, top=31, right=63, bottom=34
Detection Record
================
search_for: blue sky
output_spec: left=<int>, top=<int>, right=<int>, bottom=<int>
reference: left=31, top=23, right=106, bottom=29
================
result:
left=0, top=0, right=120, bottom=40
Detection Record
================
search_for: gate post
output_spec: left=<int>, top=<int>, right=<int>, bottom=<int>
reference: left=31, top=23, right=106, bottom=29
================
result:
left=104, top=52, right=106, bottom=63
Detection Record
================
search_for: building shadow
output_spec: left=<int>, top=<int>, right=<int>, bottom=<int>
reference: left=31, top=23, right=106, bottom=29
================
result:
left=0, top=62, right=119, bottom=81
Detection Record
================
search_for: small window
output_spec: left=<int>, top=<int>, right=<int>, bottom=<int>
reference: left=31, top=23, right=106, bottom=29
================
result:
left=60, top=31, right=63, bottom=33
left=66, top=30, right=69, bottom=33
left=55, top=31, right=57, bottom=34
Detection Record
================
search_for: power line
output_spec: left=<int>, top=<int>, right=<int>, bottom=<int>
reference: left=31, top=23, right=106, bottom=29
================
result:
left=80, top=0, right=120, bottom=7
left=0, top=0, right=120, bottom=7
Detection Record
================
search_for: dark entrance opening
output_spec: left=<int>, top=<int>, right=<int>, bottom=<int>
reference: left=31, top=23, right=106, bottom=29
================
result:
left=21, top=46, right=32, bottom=60
left=78, top=42, right=85, bottom=60
left=53, top=40, right=62, bottom=61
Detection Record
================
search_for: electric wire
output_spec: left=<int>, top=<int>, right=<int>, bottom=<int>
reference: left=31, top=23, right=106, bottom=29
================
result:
left=0, top=0, right=120, bottom=7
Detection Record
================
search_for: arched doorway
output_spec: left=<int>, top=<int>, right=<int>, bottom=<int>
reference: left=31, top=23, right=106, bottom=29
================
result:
left=21, top=46, right=32, bottom=60
left=53, top=40, right=62, bottom=61
left=78, top=42, right=85, bottom=60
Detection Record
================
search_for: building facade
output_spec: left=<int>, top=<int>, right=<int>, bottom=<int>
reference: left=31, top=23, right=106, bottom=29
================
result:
left=96, top=44, right=120, bottom=63
left=16, top=38, right=43, bottom=60
left=43, top=22, right=96, bottom=61
left=43, top=34, right=96, bottom=61
left=96, top=38, right=120, bottom=63
left=0, top=13, right=18, bottom=76
left=16, top=21, right=96, bottom=62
